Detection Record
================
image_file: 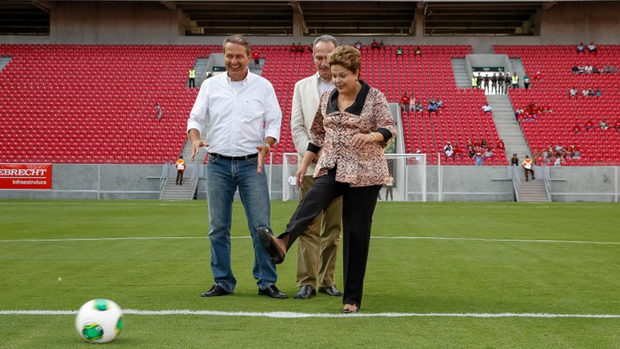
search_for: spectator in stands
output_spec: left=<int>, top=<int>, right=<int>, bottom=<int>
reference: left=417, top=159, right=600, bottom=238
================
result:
left=522, top=155, right=535, bottom=181
left=578, top=65, right=585, bottom=74
left=571, top=65, right=579, bottom=74
left=535, top=71, right=542, bottom=80
left=379, top=40, right=385, bottom=49
left=523, top=74, right=531, bottom=90
left=436, top=98, right=444, bottom=110
left=481, top=138, right=488, bottom=149
left=582, top=88, right=590, bottom=98
left=584, top=65, right=593, bottom=74
left=187, top=34, right=284, bottom=299
left=453, top=142, right=463, bottom=159
left=587, top=42, right=597, bottom=54
left=572, top=146, right=581, bottom=159
left=569, top=87, right=577, bottom=98
left=414, top=101, right=423, bottom=114
left=553, top=154, right=563, bottom=167
left=409, top=96, right=415, bottom=113
left=252, top=50, right=260, bottom=69
left=468, top=147, right=476, bottom=159
left=482, top=104, right=492, bottom=114
left=427, top=99, right=438, bottom=115
left=572, top=123, right=581, bottom=134
left=175, top=156, right=185, bottom=185
left=600, top=119, right=609, bottom=131
left=260, top=44, right=397, bottom=314
left=576, top=42, right=585, bottom=54
left=595, top=88, right=602, bottom=98
left=615, top=118, right=620, bottom=133
left=290, top=35, right=343, bottom=300
left=484, top=148, right=494, bottom=159
left=584, top=119, right=596, bottom=133
left=510, top=153, right=519, bottom=166
left=354, top=40, right=362, bottom=50
left=592, top=66, right=601, bottom=74
left=443, top=141, right=454, bottom=160
left=474, top=153, right=484, bottom=166
left=414, top=46, right=421, bottom=56
left=396, top=46, right=404, bottom=57
left=496, top=139, right=505, bottom=151
left=188, top=67, right=196, bottom=88
left=511, top=72, right=519, bottom=89
left=371, top=40, right=379, bottom=50
left=155, top=103, right=163, bottom=120
left=400, top=92, right=410, bottom=112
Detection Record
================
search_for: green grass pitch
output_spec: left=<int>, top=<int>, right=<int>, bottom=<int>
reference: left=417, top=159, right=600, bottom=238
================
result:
left=0, top=200, right=619, bottom=348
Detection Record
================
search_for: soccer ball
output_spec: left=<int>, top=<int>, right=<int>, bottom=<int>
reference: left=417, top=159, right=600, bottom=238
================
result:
left=75, top=299, right=123, bottom=343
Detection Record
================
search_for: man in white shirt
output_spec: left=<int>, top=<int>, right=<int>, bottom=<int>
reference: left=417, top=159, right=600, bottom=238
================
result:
left=289, top=35, right=344, bottom=300
left=287, top=174, right=297, bottom=200
left=482, top=104, right=492, bottom=114
left=187, top=35, right=286, bottom=299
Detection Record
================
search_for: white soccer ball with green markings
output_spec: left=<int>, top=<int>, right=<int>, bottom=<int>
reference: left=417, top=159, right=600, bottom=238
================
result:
left=75, top=299, right=123, bottom=343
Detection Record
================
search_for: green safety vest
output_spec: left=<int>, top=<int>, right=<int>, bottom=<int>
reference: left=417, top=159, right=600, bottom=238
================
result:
left=511, top=75, right=519, bottom=84
left=189, top=69, right=195, bottom=78
left=472, top=77, right=477, bottom=86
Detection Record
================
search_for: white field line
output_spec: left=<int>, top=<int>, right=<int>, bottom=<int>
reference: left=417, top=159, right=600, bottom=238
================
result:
left=1, top=236, right=620, bottom=246
left=1, top=309, right=620, bottom=319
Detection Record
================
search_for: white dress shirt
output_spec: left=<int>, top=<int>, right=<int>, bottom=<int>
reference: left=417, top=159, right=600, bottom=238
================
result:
left=187, top=70, right=282, bottom=157
left=316, top=73, right=335, bottom=100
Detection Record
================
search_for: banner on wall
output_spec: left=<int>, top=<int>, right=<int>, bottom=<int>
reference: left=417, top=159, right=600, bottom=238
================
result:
left=0, top=163, right=52, bottom=190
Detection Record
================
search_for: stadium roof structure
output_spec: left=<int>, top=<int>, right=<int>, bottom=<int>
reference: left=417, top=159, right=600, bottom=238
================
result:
left=0, top=1, right=579, bottom=37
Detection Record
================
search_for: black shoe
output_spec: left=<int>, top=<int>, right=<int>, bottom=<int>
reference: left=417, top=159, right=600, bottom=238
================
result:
left=258, top=285, right=287, bottom=299
left=319, top=284, right=343, bottom=297
left=257, top=227, right=286, bottom=264
left=293, top=285, right=316, bottom=299
left=200, top=284, right=232, bottom=297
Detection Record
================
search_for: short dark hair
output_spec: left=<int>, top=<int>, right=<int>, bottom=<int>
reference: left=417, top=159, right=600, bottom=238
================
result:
left=223, top=34, right=251, bottom=56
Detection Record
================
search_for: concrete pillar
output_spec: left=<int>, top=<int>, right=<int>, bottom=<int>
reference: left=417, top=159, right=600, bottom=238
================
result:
left=293, top=13, right=303, bottom=39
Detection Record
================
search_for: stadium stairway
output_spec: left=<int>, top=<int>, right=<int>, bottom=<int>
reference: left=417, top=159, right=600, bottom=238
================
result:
left=486, top=94, right=532, bottom=161
left=0, top=56, right=11, bottom=72
left=451, top=58, right=471, bottom=88
left=516, top=179, right=551, bottom=202
left=159, top=164, right=199, bottom=200
left=192, top=57, right=210, bottom=87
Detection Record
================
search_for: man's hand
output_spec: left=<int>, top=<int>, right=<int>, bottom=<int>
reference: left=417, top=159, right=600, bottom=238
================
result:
left=191, top=140, right=209, bottom=161
left=256, top=145, right=270, bottom=174
left=296, top=163, right=308, bottom=190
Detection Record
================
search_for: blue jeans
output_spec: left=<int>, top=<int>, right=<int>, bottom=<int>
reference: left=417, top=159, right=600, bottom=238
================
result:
left=206, top=154, right=277, bottom=293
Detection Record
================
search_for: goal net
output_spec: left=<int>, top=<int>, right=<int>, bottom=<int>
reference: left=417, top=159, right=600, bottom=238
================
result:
left=282, top=153, right=426, bottom=202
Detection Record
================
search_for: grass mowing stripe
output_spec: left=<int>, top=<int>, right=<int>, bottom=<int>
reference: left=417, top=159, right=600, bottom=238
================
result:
left=2, top=310, right=620, bottom=319
left=2, top=236, right=620, bottom=245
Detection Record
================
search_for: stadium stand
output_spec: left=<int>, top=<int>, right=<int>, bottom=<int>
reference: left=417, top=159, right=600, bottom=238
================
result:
left=495, top=45, right=620, bottom=166
left=1, top=44, right=507, bottom=165
left=0, top=44, right=206, bottom=164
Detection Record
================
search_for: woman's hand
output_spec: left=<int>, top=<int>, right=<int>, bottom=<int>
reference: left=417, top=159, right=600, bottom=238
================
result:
left=350, top=133, right=374, bottom=149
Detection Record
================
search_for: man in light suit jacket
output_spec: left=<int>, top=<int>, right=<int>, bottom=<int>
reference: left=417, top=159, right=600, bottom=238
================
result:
left=289, top=35, right=344, bottom=300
